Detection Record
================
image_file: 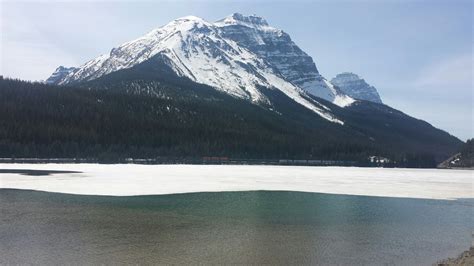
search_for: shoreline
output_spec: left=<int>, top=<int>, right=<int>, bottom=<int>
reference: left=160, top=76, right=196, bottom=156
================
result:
left=1, top=158, right=472, bottom=170
left=436, top=248, right=474, bottom=265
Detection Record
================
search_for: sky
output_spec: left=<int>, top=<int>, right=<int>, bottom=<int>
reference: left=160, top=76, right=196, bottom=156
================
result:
left=1, top=0, right=472, bottom=140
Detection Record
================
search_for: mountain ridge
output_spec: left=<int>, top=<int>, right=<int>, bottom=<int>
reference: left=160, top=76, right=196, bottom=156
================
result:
left=47, top=14, right=355, bottom=123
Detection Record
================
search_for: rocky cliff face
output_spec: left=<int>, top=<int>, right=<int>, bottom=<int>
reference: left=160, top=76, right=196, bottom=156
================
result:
left=215, top=13, right=345, bottom=103
left=330, top=73, right=382, bottom=103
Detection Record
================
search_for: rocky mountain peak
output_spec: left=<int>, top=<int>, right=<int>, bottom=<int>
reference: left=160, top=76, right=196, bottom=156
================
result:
left=217, top=13, right=270, bottom=28
left=216, top=14, right=349, bottom=104
left=334, top=72, right=361, bottom=82
left=45, top=66, right=77, bottom=84
left=331, top=73, right=382, bottom=103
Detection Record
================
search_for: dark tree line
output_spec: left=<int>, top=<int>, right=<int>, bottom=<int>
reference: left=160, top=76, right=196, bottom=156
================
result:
left=0, top=78, right=461, bottom=168
left=457, top=138, right=474, bottom=167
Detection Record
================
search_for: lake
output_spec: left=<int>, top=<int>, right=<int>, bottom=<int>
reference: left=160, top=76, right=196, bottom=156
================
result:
left=1, top=189, right=472, bottom=265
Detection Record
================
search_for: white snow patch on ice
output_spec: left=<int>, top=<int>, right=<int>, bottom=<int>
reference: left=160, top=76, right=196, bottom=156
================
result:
left=0, top=164, right=472, bottom=200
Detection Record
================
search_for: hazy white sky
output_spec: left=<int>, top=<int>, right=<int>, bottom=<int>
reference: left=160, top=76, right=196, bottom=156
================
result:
left=1, top=0, right=472, bottom=140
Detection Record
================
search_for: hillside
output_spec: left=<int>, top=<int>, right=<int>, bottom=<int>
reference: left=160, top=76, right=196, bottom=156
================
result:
left=0, top=78, right=461, bottom=167
left=438, top=139, right=474, bottom=168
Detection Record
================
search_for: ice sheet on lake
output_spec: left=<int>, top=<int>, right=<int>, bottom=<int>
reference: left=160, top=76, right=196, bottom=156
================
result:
left=0, top=164, right=472, bottom=200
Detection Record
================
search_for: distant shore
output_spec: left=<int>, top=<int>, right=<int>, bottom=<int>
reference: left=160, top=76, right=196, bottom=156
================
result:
left=0, top=157, right=360, bottom=167
left=3, top=157, right=473, bottom=170
left=436, top=248, right=473, bottom=265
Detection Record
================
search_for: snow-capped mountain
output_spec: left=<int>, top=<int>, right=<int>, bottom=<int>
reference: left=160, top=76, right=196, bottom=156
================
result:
left=215, top=13, right=352, bottom=106
left=48, top=14, right=356, bottom=124
left=45, top=66, right=77, bottom=84
left=331, top=73, right=382, bottom=103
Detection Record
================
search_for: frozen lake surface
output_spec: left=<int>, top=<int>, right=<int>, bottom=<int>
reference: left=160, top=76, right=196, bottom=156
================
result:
left=0, top=164, right=472, bottom=200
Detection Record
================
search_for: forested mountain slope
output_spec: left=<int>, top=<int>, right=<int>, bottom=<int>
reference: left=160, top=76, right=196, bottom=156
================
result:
left=0, top=77, right=461, bottom=167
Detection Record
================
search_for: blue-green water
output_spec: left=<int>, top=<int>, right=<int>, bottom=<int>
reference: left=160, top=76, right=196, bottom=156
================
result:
left=1, top=189, right=472, bottom=265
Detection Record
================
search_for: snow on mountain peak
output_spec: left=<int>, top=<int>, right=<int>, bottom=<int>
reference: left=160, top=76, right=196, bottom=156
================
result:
left=50, top=14, right=353, bottom=124
left=175, top=15, right=206, bottom=22
left=216, top=13, right=270, bottom=28
left=161, top=15, right=212, bottom=31
left=45, top=66, right=77, bottom=84
left=215, top=13, right=283, bottom=37
left=215, top=14, right=350, bottom=105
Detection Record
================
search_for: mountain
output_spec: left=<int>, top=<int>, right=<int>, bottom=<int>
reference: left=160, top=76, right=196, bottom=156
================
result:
left=331, top=72, right=383, bottom=103
left=50, top=14, right=349, bottom=104
left=45, top=66, right=77, bottom=84
left=47, top=14, right=353, bottom=124
left=215, top=13, right=352, bottom=105
left=36, top=13, right=463, bottom=165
